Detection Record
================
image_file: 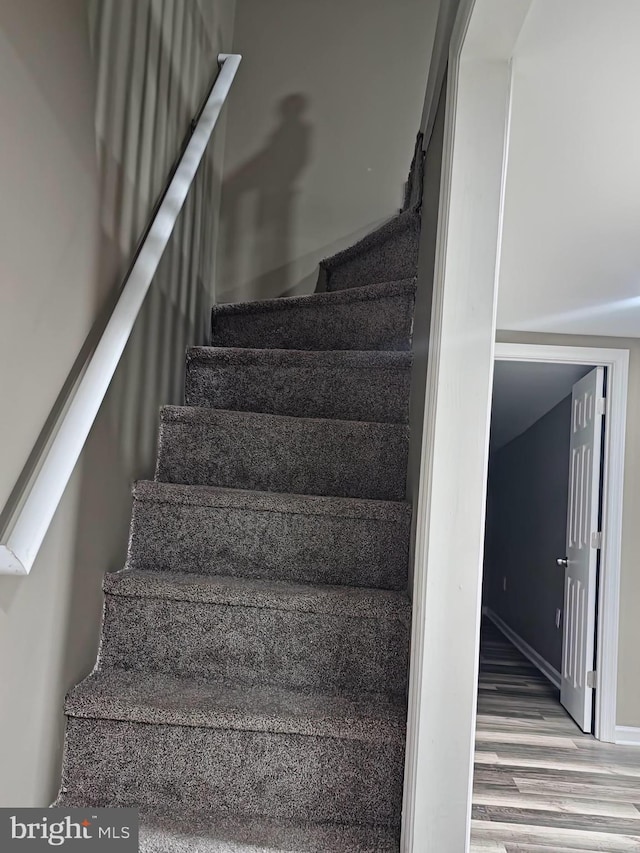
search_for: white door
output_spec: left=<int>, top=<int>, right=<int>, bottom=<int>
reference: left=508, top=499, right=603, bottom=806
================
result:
left=560, top=367, right=605, bottom=732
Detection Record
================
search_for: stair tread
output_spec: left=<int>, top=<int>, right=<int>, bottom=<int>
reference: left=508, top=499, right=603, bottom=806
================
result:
left=66, top=668, right=406, bottom=743
left=211, top=278, right=415, bottom=318
left=137, top=813, right=399, bottom=852
left=132, top=480, right=411, bottom=522
left=186, top=346, right=412, bottom=369
left=159, top=403, right=408, bottom=432
left=103, top=569, right=411, bottom=622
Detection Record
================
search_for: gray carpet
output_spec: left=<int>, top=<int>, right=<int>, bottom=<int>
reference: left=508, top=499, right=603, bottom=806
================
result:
left=127, top=482, right=411, bottom=589
left=211, top=278, right=415, bottom=351
left=319, top=211, right=421, bottom=293
left=56, top=177, right=421, bottom=849
left=185, top=348, right=412, bottom=423
left=155, top=407, right=409, bottom=501
left=137, top=815, right=400, bottom=853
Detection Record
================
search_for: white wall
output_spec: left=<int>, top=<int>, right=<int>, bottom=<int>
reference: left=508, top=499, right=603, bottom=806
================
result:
left=0, top=0, right=235, bottom=806
left=498, top=0, right=640, bottom=337
left=217, top=0, right=440, bottom=303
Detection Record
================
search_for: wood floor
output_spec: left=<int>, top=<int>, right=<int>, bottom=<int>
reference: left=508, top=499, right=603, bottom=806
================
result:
left=471, top=619, right=640, bottom=852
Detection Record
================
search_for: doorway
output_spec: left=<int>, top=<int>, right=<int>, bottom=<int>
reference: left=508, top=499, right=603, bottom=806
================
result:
left=468, top=343, right=631, bottom=850
left=482, top=357, right=598, bottom=732
left=495, top=343, right=629, bottom=743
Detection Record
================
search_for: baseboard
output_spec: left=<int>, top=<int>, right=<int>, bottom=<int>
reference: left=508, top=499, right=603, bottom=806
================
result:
left=482, top=606, right=562, bottom=689
left=615, top=726, right=640, bottom=746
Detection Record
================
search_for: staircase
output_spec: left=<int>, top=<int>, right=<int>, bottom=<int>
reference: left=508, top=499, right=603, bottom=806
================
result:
left=56, top=187, right=421, bottom=851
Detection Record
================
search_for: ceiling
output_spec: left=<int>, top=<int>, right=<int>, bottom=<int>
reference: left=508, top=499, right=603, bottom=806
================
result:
left=497, top=0, right=640, bottom=337
left=490, top=360, right=592, bottom=450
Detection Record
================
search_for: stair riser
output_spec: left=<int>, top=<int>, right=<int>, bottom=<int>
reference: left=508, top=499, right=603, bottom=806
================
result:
left=60, top=718, right=404, bottom=825
left=128, top=499, right=410, bottom=590
left=100, top=595, right=410, bottom=694
left=184, top=359, right=411, bottom=424
left=136, top=819, right=400, bottom=853
left=156, top=412, right=409, bottom=501
left=211, top=294, right=414, bottom=351
left=325, top=223, right=420, bottom=293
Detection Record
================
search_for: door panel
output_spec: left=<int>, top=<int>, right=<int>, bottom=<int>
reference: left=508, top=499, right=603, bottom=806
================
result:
left=561, top=367, right=604, bottom=732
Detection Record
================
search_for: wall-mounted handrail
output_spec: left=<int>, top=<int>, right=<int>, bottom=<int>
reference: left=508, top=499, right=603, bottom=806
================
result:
left=0, top=53, right=241, bottom=576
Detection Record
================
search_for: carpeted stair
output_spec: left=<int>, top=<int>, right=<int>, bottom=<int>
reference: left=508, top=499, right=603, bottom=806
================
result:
left=155, top=407, right=408, bottom=500
left=184, top=347, right=412, bottom=423
left=128, top=482, right=411, bottom=589
left=210, top=278, right=415, bottom=351
left=56, top=184, right=421, bottom=850
left=318, top=214, right=420, bottom=294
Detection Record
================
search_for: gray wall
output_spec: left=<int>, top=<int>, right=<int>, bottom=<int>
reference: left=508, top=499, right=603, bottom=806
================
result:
left=483, top=395, right=572, bottom=672
left=0, top=0, right=235, bottom=807
left=216, top=0, right=440, bottom=304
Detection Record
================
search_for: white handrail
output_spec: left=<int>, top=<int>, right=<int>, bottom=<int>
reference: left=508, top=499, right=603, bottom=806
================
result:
left=0, top=53, right=241, bottom=576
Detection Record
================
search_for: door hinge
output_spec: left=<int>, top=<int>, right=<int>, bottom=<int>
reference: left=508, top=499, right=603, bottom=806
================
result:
left=597, top=396, right=606, bottom=416
left=587, top=670, right=597, bottom=689
left=591, top=531, right=603, bottom=549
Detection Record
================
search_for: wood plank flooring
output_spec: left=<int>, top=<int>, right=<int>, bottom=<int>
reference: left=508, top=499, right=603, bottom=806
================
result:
left=471, top=619, right=640, bottom=852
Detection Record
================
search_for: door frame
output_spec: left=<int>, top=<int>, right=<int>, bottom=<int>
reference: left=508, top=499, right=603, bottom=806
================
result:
left=401, top=1, right=534, bottom=850
left=494, top=342, right=629, bottom=742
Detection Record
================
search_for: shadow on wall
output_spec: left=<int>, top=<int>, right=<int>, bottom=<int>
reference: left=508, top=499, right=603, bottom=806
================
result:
left=218, top=94, right=313, bottom=303
left=0, top=0, right=232, bottom=806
